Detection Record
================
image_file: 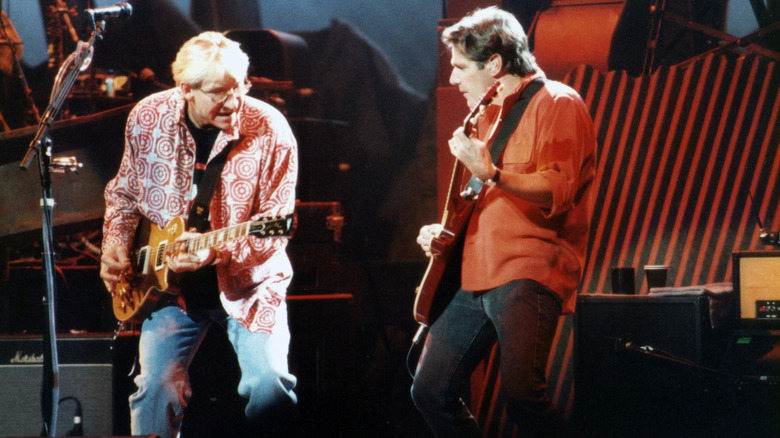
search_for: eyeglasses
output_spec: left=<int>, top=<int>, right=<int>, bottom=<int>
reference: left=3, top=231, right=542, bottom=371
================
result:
left=197, top=80, right=252, bottom=103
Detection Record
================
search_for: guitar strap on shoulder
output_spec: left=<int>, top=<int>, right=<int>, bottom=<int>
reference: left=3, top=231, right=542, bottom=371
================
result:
left=465, top=78, right=545, bottom=196
left=187, top=142, right=233, bottom=233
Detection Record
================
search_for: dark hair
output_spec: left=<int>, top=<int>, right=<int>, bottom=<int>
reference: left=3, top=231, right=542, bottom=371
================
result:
left=442, top=7, right=537, bottom=77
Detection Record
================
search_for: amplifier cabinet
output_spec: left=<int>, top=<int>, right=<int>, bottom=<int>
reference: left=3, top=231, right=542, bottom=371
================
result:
left=0, top=334, right=118, bottom=437
left=574, top=294, right=716, bottom=438
left=287, top=294, right=356, bottom=437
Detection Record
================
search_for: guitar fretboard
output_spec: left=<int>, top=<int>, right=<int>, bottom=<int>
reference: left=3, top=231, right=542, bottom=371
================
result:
left=185, top=222, right=251, bottom=253
left=132, top=216, right=291, bottom=276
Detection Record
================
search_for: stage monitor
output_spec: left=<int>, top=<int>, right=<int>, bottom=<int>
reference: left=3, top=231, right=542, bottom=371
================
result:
left=732, top=250, right=780, bottom=331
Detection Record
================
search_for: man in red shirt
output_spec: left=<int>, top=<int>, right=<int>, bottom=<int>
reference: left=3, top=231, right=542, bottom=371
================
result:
left=413, top=7, right=597, bottom=437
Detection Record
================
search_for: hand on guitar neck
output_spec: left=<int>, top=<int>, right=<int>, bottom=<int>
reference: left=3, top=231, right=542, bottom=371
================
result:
left=448, top=127, right=496, bottom=182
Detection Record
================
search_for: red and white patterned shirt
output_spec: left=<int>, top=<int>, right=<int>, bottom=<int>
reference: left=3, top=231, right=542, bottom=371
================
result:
left=102, top=87, right=298, bottom=333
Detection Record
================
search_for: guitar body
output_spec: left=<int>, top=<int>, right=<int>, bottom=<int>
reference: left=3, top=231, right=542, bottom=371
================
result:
left=112, top=216, right=185, bottom=324
left=412, top=81, right=503, bottom=329
left=413, top=165, right=475, bottom=326
left=112, top=214, right=293, bottom=324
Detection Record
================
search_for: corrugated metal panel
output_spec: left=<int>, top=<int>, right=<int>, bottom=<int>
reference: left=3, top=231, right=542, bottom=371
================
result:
left=576, top=54, right=780, bottom=294
left=474, top=53, right=780, bottom=435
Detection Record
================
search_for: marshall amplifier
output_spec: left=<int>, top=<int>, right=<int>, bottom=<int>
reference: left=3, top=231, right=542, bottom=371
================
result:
left=0, top=334, right=120, bottom=436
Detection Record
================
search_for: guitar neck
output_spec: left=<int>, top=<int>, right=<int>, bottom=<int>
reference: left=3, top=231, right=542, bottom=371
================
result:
left=185, top=222, right=251, bottom=253
left=183, top=215, right=292, bottom=253
left=440, top=83, right=502, bottom=224
left=441, top=160, right=465, bottom=224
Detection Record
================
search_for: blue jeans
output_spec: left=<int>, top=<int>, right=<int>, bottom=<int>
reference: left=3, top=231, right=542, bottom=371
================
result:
left=129, top=304, right=297, bottom=438
left=411, top=279, right=563, bottom=438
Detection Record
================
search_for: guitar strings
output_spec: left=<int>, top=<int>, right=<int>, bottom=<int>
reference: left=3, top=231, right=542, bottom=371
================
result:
left=134, top=217, right=288, bottom=272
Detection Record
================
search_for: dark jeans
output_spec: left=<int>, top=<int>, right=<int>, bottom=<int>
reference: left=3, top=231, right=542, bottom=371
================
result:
left=411, top=279, right=564, bottom=438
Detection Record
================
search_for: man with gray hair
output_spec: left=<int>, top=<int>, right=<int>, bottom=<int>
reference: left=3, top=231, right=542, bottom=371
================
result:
left=100, top=31, right=298, bottom=438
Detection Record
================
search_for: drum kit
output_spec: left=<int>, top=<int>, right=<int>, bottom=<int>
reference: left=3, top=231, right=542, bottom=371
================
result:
left=0, top=2, right=308, bottom=133
left=0, top=8, right=26, bottom=131
left=0, top=0, right=115, bottom=133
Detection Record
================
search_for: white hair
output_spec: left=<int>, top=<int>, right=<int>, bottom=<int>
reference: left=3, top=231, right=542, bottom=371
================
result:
left=171, top=31, right=249, bottom=88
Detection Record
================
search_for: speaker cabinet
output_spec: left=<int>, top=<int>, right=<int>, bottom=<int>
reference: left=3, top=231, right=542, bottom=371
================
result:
left=531, top=0, right=625, bottom=80
left=574, top=294, right=716, bottom=438
left=0, top=334, right=125, bottom=437
left=287, top=294, right=356, bottom=437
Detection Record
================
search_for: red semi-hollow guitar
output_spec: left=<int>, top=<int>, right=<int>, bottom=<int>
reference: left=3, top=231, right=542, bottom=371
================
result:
left=412, top=82, right=502, bottom=336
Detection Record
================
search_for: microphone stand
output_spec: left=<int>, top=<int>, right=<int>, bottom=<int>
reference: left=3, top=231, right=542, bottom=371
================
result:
left=19, top=19, right=104, bottom=437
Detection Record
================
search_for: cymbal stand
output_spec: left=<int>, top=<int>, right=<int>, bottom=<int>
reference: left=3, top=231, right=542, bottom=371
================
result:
left=643, top=0, right=780, bottom=74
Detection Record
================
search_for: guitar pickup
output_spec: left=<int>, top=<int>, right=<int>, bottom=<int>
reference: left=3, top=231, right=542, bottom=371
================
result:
left=136, top=245, right=151, bottom=275
left=154, top=241, right=167, bottom=272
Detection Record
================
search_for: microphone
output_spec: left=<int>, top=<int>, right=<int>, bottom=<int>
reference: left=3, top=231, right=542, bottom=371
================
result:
left=760, top=230, right=780, bottom=247
left=745, top=189, right=780, bottom=247
left=84, top=2, right=133, bottom=21
left=605, top=336, right=630, bottom=351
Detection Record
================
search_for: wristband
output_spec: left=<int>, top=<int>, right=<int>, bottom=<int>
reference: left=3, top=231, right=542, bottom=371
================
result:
left=485, top=167, right=500, bottom=187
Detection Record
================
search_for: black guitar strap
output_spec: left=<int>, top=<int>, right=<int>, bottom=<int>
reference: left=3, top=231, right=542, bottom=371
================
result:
left=187, top=142, right=233, bottom=233
left=465, top=78, right=545, bottom=196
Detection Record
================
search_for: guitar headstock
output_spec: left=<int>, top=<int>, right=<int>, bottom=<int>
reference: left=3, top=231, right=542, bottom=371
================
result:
left=463, top=81, right=503, bottom=135
left=250, top=214, right=294, bottom=237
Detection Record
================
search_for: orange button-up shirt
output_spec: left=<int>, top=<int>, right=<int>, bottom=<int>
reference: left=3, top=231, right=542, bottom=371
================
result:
left=461, top=73, right=597, bottom=314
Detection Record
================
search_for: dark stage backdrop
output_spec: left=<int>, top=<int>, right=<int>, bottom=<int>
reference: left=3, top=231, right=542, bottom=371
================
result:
left=474, top=52, right=780, bottom=436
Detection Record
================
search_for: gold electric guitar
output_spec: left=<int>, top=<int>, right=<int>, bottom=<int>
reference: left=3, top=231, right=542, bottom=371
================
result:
left=112, top=214, right=293, bottom=323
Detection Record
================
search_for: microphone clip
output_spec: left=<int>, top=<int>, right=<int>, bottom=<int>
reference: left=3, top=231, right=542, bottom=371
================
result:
left=760, top=230, right=780, bottom=247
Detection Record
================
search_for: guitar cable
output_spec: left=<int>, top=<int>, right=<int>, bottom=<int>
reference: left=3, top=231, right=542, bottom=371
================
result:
left=58, top=396, right=83, bottom=436
left=405, top=325, right=428, bottom=378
